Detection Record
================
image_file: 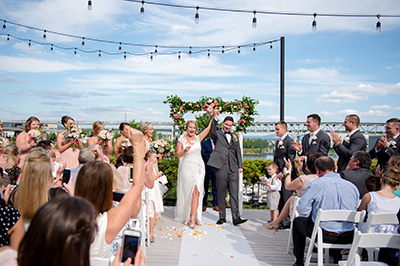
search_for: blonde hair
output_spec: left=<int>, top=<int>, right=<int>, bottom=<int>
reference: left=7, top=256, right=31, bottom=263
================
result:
left=140, top=122, right=153, bottom=134
left=382, top=167, right=400, bottom=188
left=185, top=120, right=198, bottom=131
left=111, top=165, right=123, bottom=192
left=3, top=144, right=20, bottom=169
left=91, top=121, right=104, bottom=136
left=16, top=149, right=52, bottom=221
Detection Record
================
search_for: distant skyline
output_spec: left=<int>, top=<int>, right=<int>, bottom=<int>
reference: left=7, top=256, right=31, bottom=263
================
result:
left=0, top=0, right=399, bottom=125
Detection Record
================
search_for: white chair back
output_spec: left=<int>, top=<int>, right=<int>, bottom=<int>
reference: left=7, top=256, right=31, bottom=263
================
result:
left=287, top=196, right=300, bottom=253
left=90, top=257, right=110, bottom=266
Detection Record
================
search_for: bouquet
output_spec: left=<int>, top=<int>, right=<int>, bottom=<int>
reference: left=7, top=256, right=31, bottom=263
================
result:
left=149, top=139, right=175, bottom=160
left=118, top=139, right=131, bottom=150
left=203, top=99, right=219, bottom=115
left=27, top=129, right=45, bottom=143
left=63, top=124, right=85, bottom=149
left=97, top=129, right=114, bottom=141
left=0, top=137, right=9, bottom=151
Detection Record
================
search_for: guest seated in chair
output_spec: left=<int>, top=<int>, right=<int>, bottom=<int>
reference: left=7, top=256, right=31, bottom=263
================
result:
left=292, top=156, right=359, bottom=266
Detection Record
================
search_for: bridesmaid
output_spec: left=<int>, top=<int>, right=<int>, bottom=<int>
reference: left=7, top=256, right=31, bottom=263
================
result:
left=141, top=121, right=164, bottom=219
left=15, top=116, right=42, bottom=167
left=113, top=122, right=131, bottom=159
left=0, top=120, right=7, bottom=169
left=57, top=115, right=83, bottom=169
left=87, top=121, right=112, bottom=163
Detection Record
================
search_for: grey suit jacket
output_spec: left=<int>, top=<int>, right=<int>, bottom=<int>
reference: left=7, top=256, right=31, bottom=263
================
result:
left=334, top=130, right=367, bottom=172
left=299, top=130, right=330, bottom=174
left=207, top=119, right=243, bottom=171
left=340, top=168, right=372, bottom=199
left=369, top=134, right=400, bottom=171
left=274, top=134, right=296, bottom=178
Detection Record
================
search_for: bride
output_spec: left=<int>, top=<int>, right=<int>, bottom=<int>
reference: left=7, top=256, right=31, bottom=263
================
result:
left=175, top=119, right=212, bottom=228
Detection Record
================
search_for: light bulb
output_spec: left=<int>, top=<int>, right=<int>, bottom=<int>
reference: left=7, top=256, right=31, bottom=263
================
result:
left=376, top=15, right=381, bottom=33
left=124, top=52, right=127, bottom=60
left=140, top=1, right=145, bottom=18
left=28, top=40, right=31, bottom=47
left=252, top=11, right=257, bottom=29
left=312, top=13, right=317, bottom=32
left=87, top=0, right=92, bottom=11
left=50, top=44, right=53, bottom=52
left=74, top=48, right=77, bottom=56
left=2, top=21, right=5, bottom=32
left=81, top=38, right=85, bottom=48
left=43, top=30, right=47, bottom=41
left=6, top=34, right=10, bottom=42
left=270, top=45, right=273, bottom=51
left=178, top=51, right=181, bottom=61
left=98, top=50, right=101, bottom=58
left=119, top=43, right=122, bottom=53
left=189, top=50, right=192, bottom=57
left=238, top=46, right=240, bottom=56
left=154, top=46, right=158, bottom=56
left=221, top=46, right=224, bottom=56
left=150, top=52, right=153, bottom=61
left=207, top=49, right=210, bottom=58
left=195, top=6, right=199, bottom=24
left=253, top=44, right=256, bottom=53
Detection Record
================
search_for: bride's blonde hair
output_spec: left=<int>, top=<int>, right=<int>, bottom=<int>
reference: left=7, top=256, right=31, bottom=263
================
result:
left=185, top=120, right=198, bottom=131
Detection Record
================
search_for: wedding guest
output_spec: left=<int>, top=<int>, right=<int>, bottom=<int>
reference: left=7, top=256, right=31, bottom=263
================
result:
left=264, top=153, right=321, bottom=232
left=74, top=128, right=144, bottom=259
left=89, top=144, right=103, bottom=161
left=365, top=175, right=381, bottom=192
left=17, top=195, right=145, bottom=266
left=117, top=146, right=135, bottom=190
left=262, top=162, right=281, bottom=223
left=37, top=140, right=62, bottom=179
left=87, top=121, right=112, bottom=163
left=144, top=150, right=159, bottom=242
left=175, top=119, right=211, bottom=228
left=57, top=116, right=83, bottom=169
left=12, top=148, right=72, bottom=230
left=208, top=110, right=247, bottom=226
left=71, top=147, right=95, bottom=186
left=274, top=121, right=296, bottom=228
left=15, top=116, right=42, bottom=167
left=292, top=114, right=330, bottom=174
left=331, top=114, right=367, bottom=172
left=0, top=120, right=7, bottom=169
left=3, top=145, right=21, bottom=185
left=114, top=122, right=131, bottom=159
left=369, top=118, right=400, bottom=173
left=0, top=196, right=24, bottom=250
left=292, top=157, right=359, bottom=265
left=201, top=137, right=218, bottom=212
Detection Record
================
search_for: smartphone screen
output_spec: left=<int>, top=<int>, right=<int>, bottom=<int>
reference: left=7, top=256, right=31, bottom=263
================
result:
left=121, top=232, right=140, bottom=263
left=129, top=165, right=133, bottom=183
left=62, top=169, right=71, bottom=184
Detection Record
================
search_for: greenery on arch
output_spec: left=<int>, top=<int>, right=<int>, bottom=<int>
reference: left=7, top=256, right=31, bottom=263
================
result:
left=163, top=95, right=259, bottom=134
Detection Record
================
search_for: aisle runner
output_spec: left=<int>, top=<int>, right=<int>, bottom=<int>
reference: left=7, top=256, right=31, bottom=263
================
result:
left=178, top=209, right=260, bottom=266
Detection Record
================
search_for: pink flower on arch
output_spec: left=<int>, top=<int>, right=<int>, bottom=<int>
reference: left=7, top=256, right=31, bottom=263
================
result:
left=241, top=119, right=246, bottom=124
left=203, top=104, right=209, bottom=109
left=173, top=114, right=180, bottom=119
left=225, top=103, right=229, bottom=106
left=244, top=105, right=250, bottom=109
left=195, top=104, right=200, bottom=108
left=179, top=106, right=183, bottom=112
left=237, top=102, right=242, bottom=107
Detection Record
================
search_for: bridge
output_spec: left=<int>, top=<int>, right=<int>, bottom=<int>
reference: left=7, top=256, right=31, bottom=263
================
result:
left=2, top=120, right=386, bottom=137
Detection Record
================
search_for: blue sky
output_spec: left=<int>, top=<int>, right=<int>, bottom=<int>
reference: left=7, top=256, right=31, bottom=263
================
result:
left=0, top=0, right=399, bottom=125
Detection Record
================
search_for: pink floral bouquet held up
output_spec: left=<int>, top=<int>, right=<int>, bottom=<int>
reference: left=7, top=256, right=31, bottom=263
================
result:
left=149, top=139, right=175, bottom=160
left=97, top=129, right=114, bottom=141
left=27, top=129, right=45, bottom=143
left=0, top=137, right=9, bottom=151
left=118, top=139, right=132, bottom=150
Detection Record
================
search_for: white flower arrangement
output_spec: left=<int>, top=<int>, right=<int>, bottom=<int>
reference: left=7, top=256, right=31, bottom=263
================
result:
left=27, top=129, right=45, bottom=142
left=118, top=139, right=131, bottom=150
left=97, top=129, right=114, bottom=141
left=149, top=139, right=175, bottom=160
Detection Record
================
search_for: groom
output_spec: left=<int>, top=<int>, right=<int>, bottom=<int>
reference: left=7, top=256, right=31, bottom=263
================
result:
left=207, top=109, right=247, bottom=226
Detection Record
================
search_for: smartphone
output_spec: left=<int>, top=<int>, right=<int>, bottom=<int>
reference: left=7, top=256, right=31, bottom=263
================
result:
left=129, top=165, right=133, bottom=183
left=113, top=191, right=125, bottom=202
left=62, top=169, right=71, bottom=185
left=121, top=229, right=141, bottom=264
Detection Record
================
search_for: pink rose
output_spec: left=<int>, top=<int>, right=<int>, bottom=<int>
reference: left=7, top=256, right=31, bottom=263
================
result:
left=195, top=104, right=200, bottom=108
left=173, top=114, right=179, bottom=119
left=213, top=100, right=218, bottom=106
left=237, top=102, right=242, bottom=107
left=244, top=105, right=250, bottom=109
left=241, top=119, right=246, bottom=124
left=225, top=103, right=228, bottom=106
left=203, top=104, right=209, bottom=109
left=179, top=106, right=183, bottom=112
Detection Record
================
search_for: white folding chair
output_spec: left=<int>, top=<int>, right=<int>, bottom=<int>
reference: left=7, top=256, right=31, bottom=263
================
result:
left=130, top=190, right=150, bottom=256
left=363, top=212, right=399, bottom=261
left=304, top=209, right=366, bottom=266
left=90, top=257, right=110, bottom=266
left=339, top=229, right=400, bottom=266
left=287, top=196, right=300, bottom=253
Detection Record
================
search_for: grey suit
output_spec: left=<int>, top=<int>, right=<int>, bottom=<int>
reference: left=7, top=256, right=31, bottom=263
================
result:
left=340, top=168, right=372, bottom=199
left=274, top=134, right=296, bottom=227
left=208, top=119, right=243, bottom=221
left=334, top=130, right=367, bottom=172
left=299, top=130, right=330, bottom=174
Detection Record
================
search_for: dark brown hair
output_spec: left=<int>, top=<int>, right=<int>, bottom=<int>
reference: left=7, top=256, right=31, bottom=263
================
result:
left=24, top=116, right=40, bottom=132
left=61, top=115, right=74, bottom=128
left=121, top=146, right=134, bottom=164
left=223, top=116, right=234, bottom=123
left=305, top=153, right=323, bottom=174
left=275, top=121, right=287, bottom=129
left=307, top=114, right=321, bottom=125
left=18, top=195, right=97, bottom=266
left=75, top=161, right=113, bottom=214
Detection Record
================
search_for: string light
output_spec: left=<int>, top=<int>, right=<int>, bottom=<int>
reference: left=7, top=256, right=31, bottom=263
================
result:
left=119, top=42, right=122, bottom=53
left=154, top=45, right=158, bottom=55
left=207, top=49, right=210, bottom=58
left=6, top=34, right=9, bottom=42
left=87, top=0, right=92, bottom=11
left=140, top=1, right=145, bottom=18
left=195, top=6, right=199, bottom=24
left=2, top=20, right=6, bottom=32
left=312, top=13, right=317, bottom=32
left=252, top=11, right=257, bottom=28
left=124, top=51, right=127, bottom=60
left=178, top=51, right=181, bottom=60
left=270, top=44, right=273, bottom=51
left=81, top=38, right=85, bottom=48
left=74, top=48, right=77, bottom=56
left=98, top=50, right=101, bottom=58
left=237, top=46, right=240, bottom=55
left=50, top=44, right=53, bottom=52
left=28, top=40, right=31, bottom=47
left=376, top=14, right=381, bottom=33
left=43, top=30, right=47, bottom=41
left=221, top=46, right=224, bottom=56
left=188, top=46, right=192, bottom=57
left=253, top=43, right=256, bottom=53
left=150, top=52, right=153, bottom=61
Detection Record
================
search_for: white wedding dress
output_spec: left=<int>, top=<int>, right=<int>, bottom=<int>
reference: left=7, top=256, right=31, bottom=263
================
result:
left=175, top=135, right=205, bottom=225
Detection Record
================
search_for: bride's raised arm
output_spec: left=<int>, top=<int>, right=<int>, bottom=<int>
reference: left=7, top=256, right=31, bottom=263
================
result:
left=198, top=118, right=213, bottom=142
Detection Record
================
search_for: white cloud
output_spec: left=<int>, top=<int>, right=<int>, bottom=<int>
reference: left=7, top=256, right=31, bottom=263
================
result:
left=295, top=59, right=326, bottom=64
left=339, top=109, right=359, bottom=115
left=385, top=66, right=392, bottom=69
left=318, top=90, right=368, bottom=103
left=371, top=105, right=392, bottom=110
left=0, top=75, right=25, bottom=83
left=360, top=110, right=391, bottom=117
left=334, top=57, right=343, bottom=63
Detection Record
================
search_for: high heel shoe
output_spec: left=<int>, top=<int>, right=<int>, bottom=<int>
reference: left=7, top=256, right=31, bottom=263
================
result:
left=188, top=217, right=196, bottom=229
left=263, top=223, right=279, bottom=234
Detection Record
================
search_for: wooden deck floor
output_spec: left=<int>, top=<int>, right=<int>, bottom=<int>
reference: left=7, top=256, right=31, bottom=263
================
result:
left=146, top=206, right=297, bottom=266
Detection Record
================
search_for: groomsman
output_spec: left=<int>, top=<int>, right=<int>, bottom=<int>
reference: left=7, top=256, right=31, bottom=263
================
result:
left=331, top=114, right=366, bottom=172
left=369, top=118, right=400, bottom=172
left=292, top=114, right=330, bottom=174
left=273, top=121, right=296, bottom=228
left=201, top=138, right=219, bottom=212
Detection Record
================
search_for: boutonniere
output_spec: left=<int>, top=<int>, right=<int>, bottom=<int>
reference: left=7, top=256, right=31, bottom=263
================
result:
left=311, top=135, right=317, bottom=145
left=344, top=136, right=350, bottom=143
left=233, top=135, right=237, bottom=141
left=391, top=141, right=397, bottom=149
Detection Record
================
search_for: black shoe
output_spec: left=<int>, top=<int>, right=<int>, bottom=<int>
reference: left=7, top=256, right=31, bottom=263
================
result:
left=279, top=223, right=290, bottom=229
left=216, top=218, right=226, bottom=225
left=233, top=218, right=248, bottom=226
left=292, top=263, right=304, bottom=266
